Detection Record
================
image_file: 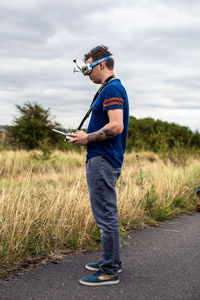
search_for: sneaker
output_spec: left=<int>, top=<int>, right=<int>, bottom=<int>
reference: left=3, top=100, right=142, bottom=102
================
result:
left=85, top=261, right=122, bottom=273
left=79, top=270, right=120, bottom=286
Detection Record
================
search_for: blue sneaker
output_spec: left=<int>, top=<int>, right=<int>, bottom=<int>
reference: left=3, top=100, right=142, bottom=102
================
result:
left=85, top=260, right=122, bottom=273
left=79, top=270, right=120, bottom=286
left=85, top=260, right=103, bottom=271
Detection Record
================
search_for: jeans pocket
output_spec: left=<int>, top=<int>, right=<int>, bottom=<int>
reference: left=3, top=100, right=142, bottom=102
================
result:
left=106, top=165, right=121, bottom=187
left=115, top=168, right=121, bottom=180
left=88, top=156, right=103, bottom=167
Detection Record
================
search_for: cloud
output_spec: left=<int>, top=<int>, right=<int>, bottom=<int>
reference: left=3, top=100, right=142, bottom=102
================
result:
left=0, top=0, right=199, bottom=132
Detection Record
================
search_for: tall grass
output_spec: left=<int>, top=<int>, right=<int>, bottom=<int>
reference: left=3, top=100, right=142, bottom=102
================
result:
left=0, top=150, right=199, bottom=270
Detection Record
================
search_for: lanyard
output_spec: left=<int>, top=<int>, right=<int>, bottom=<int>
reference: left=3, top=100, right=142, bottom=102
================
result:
left=77, top=75, right=115, bottom=130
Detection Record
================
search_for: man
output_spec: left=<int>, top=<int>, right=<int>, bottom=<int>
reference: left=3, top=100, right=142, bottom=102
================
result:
left=68, top=45, right=129, bottom=286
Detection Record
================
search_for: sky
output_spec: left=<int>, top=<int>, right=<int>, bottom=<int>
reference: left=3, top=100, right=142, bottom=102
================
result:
left=0, top=0, right=200, bottom=132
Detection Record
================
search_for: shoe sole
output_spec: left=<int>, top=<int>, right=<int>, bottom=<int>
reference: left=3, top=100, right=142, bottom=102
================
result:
left=85, top=265, right=99, bottom=271
left=79, top=279, right=120, bottom=286
left=85, top=265, right=122, bottom=273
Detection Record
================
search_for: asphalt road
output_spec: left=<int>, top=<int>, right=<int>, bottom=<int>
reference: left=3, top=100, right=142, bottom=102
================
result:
left=0, top=213, right=199, bottom=300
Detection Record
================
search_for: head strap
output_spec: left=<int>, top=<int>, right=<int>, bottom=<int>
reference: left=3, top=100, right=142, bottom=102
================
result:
left=90, top=56, right=112, bottom=68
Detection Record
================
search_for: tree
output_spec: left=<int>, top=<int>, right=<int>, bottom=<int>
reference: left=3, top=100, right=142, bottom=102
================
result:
left=127, top=116, right=200, bottom=153
left=8, top=102, right=62, bottom=149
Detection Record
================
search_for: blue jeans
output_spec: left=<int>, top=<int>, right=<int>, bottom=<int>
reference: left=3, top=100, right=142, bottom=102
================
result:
left=86, top=156, right=122, bottom=275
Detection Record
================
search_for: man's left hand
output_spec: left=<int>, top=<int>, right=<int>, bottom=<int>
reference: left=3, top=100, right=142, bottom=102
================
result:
left=67, top=130, right=88, bottom=146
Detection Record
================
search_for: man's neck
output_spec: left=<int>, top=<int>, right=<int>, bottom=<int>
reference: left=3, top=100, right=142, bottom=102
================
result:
left=100, top=72, right=115, bottom=84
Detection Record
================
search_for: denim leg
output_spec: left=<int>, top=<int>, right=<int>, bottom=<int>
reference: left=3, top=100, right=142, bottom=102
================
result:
left=86, top=156, right=121, bottom=275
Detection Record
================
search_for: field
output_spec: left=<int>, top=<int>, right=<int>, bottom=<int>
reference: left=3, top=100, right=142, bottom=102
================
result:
left=0, top=150, right=199, bottom=275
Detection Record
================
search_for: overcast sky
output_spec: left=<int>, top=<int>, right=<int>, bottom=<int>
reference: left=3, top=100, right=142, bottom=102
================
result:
left=0, top=0, right=200, bottom=132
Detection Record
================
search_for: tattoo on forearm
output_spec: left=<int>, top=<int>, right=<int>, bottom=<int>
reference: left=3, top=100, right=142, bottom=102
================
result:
left=87, top=129, right=115, bottom=143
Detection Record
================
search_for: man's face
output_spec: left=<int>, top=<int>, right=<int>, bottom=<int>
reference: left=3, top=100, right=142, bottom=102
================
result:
left=86, top=57, right=102, bottom=84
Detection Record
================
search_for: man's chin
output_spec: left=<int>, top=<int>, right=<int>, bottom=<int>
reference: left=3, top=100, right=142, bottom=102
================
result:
left=90, top=78, right=100, bottom=84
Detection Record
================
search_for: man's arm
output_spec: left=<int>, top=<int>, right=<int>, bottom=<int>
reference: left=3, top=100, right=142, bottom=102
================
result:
left=68, top=109, right=123, bottom=146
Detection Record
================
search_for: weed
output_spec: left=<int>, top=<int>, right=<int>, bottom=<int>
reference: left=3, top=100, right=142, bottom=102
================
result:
left=0, top=150, right=199, bottom=270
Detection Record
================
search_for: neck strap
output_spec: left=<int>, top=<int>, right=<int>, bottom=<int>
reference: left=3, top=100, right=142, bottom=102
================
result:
left=77, top=75, right=115, bottom=130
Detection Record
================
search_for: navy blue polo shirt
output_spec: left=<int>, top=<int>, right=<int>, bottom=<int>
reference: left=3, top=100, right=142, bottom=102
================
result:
left=86, top=78, right=129, bottom=168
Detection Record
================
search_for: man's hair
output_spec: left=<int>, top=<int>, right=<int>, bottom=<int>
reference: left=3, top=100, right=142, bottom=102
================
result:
left=84, top=45, right=114, bottom=70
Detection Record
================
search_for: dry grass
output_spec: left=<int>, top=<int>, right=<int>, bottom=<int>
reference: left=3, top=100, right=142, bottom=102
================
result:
left=0, top=150, right=199, bottom=270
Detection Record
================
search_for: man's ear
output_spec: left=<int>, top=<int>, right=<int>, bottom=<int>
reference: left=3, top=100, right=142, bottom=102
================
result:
left=99, top=62, right=104, bottom=70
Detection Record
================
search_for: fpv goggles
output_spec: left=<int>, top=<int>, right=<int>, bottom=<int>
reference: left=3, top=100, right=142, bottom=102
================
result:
left=73, top=56, right=112, bottom=76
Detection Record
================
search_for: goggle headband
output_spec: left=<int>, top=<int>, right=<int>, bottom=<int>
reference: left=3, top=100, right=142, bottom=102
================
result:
left=89, top=56, right=113, bottom=68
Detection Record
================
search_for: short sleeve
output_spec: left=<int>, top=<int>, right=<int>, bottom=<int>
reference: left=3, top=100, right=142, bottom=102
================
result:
left=102, top=86, right=125, bottom=111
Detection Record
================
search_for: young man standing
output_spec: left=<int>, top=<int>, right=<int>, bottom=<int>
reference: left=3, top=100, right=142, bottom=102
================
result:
left=68, top=45, right=129, bottom=286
